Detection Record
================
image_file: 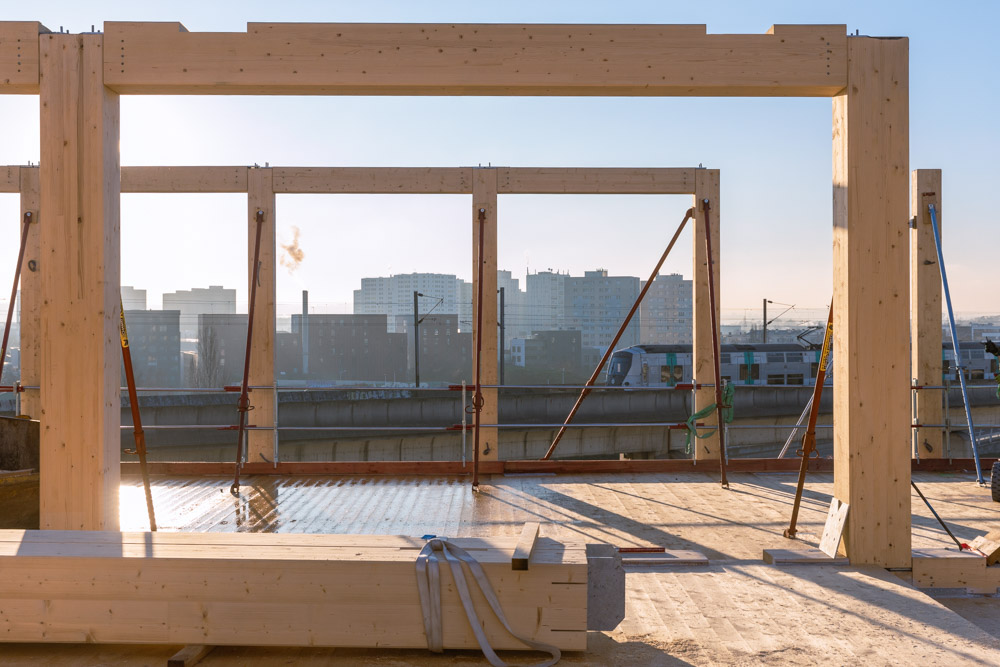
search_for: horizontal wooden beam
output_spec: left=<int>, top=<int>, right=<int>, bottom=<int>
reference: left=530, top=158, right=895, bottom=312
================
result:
left=121, top=166, right=248, bottom=193
left=0, top=529, right=588, bottom=649
left=120, top=458, right=998, bottom=477
left=0, top=22, right=46, bottom=93
left=498, top=167, right=698, bottom=194
left=0, top=166, right=18, bottom=193
left=272, top=167, right=472, bottom=193
left=104, top=22, right=847, bottom=97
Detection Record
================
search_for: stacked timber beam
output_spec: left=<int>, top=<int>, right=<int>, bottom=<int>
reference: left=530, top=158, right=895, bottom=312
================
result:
left=0, top=529, right=591, bottom=649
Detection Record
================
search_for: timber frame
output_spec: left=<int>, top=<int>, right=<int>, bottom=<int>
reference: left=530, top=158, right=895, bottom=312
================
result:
left=0, top=21, right=909, bottom=567
left=3, top=164, right=722, bottom=466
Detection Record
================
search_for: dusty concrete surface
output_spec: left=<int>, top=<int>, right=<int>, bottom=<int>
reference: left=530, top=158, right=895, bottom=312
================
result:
left=5, top=470, right=1000, bottom=665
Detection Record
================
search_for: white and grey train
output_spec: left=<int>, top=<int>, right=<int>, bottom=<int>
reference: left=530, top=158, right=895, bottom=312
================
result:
left=606, top=341, right=999, bottom=388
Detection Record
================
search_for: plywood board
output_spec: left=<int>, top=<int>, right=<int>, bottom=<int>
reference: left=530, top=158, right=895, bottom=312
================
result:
left=819, top=497, right=849, bottom=558
left=103, top=22, right=847, bottom=96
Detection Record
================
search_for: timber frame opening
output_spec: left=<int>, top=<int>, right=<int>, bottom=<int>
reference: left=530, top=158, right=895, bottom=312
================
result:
left=0, top=22, right=909, bottom=567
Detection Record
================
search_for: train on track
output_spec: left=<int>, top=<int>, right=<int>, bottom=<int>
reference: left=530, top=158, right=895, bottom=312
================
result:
left=606, top=341, right=999, bottom=388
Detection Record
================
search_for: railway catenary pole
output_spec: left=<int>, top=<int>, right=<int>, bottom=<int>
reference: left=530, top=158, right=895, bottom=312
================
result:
left=700, top=199, right=729, bottom=488
left=542, top=207, right=695, bottom=461
left=784, top=303, right=833, bottom=538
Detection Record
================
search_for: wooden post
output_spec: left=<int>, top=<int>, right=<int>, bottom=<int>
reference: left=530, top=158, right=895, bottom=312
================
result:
left=692, top=169, right=721, bottom=460
left=832, top=37, right=910, bottom=567
left=39, top=34, right=121, bottom=530
left=18, top=166, right=40, bottom=418
left=472, top=168, right=498, bottom=462
left=911, top=169, right=943, bottom=458
left=247, top=168, right=275, bottom=465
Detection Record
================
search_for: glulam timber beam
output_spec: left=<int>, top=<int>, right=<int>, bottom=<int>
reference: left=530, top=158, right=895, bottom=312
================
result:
left=272, top=167, right=472, bottom=193
left=39, top=33, right=121, bottom=531
left=497, top=168, right=698, bottom=194
left=910, top=169, right=944, bottom=458
left=693, top=169, right=721, bottom=460
left=103, top=22, right=846, bottom=96
left=246, top=168, right=276, bottom=465
left=472, top=169, right=499, bottom=462
left=832, top=37, right=910, bottom=567
left=19, top=167, right=40, bottom=418
left=0, top=22, right=46, bottom=93
left=121, top=166, right=248, bottom=193
left=0, top=166, right=19, bottom=192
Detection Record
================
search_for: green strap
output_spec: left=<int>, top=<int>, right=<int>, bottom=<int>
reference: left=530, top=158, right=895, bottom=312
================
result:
left=685, top=382, right=735, bottom=454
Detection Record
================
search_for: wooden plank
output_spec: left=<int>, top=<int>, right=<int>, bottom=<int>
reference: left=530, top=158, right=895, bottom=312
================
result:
left=498, top=168, right=697, bottom=194
left=819, top=497, right=849, bottom=558
left=39, top=34, right=121, bottom=531
left=970, top=530, right=1000, bottom=566
left=763, top=548, right=848, bottom=565
left=692, top=169, right=721, bottom=460
left=0, top=22, right=45, bottom=93
left=0, top=165, right=18, bottom=192
left=472, top=169, right=499, bottom=461
left=103, top=22, right=846, bottom=97
left=0, top=530, right=589, bottom=650
left=121, top=166, right=248, bottom=193
left=247, top=168, right=276, bottom=465
left=832, top=37, right=910, bottom=568
left=272, top=167, right=471, bottom=193
left=18, top=167, right=40, bottom=418
left=911, top=548, right=991, bottom=592
left=168, top=645, right=214, bottom=667
left=621, top=550, right=708, bottom=565
left=512, top=521, right=539, bottom=570
left=910, top=169, right=944, bottom=458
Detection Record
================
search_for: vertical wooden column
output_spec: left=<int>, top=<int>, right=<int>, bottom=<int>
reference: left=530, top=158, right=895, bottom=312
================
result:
left=910, top=169, right=943, bottom=458
left=39, top=34, right=121, bottom=530
left=832, top=37, right=910, bottom=567
left=472, top=168, right=499, bottom=461
left=18, top=166, right=40, bottom=418
left=692, top=169, right=721, bottom=460
left=247, top=167, right=275, bottom=464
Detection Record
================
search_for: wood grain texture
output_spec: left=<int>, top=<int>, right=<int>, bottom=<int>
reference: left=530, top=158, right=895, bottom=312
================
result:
left=693, top=169, right=721, bottom=459
left=0, top=529, right=588, bottom=649
left=910, top=169, right=944, bottom=458
left=18, top=167, right=40, bottom=418
left=472, top=169, right=499, bottom=461
left=497, top=167, right=697, bottom=194
left=273, top=167, right=471, bottom=193
left=0, top=22, right=45, bottom=93
left=511, top=521, right=539, bottom=570
left=247, top=169, right=275, bottom=465
left=832, top=37, right=910, bottom=568
left=103, top=22, right=846, bottom=96
left=121, top=166, right=248, bottom=192
left=39, top=34, right=121, bottom=531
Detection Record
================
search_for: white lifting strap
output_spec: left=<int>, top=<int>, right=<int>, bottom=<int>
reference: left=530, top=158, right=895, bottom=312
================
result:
left=415, top=538, right=562, bottom=667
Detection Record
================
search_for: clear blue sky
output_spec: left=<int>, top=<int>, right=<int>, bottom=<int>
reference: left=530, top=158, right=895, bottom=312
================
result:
left=0, top=1, right=996, bottom=321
